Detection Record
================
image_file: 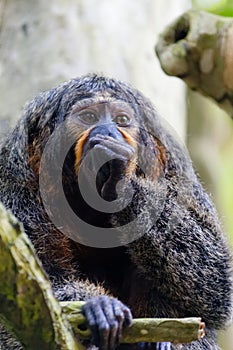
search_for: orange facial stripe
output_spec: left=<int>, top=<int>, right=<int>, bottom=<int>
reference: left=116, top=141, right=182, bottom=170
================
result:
left=74, top=129, right=91, bottom=174
left=118, top=128, right=137, bottom=149
left=151, top=138, right=167, bottom=180
left=117, top=128, right=138, bottom=176
left=74, top=127, right=138, bottom=177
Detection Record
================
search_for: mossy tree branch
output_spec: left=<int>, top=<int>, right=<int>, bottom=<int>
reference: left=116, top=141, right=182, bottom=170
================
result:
left=61, top=301, right=205, bottom=344
left=0, top=202, right=82, bottom=350
left=0, top=202, right=205, bottom=347
left=156, top=10, right=233, bottom=116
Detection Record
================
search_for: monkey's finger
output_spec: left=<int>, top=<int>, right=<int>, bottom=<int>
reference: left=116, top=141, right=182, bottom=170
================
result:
left=111, top=299, right=125, bottom=344
left=122, top=304, right=133, bottom=328
left=99, top=139, right=135, bottom=160
left=82, top=298, right=110, bottom=349
left=92, top=144, right=133, bottom=167
left=156, top=342, right=171, bottom=350
left=94, top=144, right=129, bottom=164
left=111, top=297, right=133, bottom=326
left=81, top=300, right=101, bottom=346
left=90, top=135, right=135, bottom=160
left=112, top=298, right=133, bottom=346
left=101, top=297, right=121, bottom=350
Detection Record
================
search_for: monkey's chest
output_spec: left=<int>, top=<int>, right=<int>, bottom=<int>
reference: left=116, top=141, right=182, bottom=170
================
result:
left=78, top=249, right=149, bottom=314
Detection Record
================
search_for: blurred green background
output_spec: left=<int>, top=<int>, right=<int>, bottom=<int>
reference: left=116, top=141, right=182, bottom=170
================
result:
left=192, top=0, right=233, bottom=16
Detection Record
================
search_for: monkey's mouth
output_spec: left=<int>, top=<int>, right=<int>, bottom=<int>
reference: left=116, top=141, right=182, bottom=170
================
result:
left=96, top=160, right=121, bottom=201
left=80, top=135, right=132, bottom=202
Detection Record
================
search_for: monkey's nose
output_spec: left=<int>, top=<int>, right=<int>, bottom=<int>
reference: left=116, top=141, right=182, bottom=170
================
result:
left=89, top=123, right=124, bottom=141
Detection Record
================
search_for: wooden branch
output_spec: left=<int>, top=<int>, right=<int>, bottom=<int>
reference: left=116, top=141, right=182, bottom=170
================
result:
left=155, top=10, right=233, bottom=116
left=0, top=202, right=82, bottom=350
left=61, top=302, right=205, bottom=345
left=0, top=202, right=205, bottom=347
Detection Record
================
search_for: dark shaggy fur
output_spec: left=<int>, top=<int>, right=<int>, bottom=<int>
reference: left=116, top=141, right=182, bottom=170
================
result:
left=0, top=74, right=232, bottom=349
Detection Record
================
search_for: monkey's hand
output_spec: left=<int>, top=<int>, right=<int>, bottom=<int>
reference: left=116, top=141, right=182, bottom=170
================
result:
left=156, top=342, right=171, bottom=350
left=81, top=295, right=132, bottom=350
left=82, top=135, right=135, bottom=201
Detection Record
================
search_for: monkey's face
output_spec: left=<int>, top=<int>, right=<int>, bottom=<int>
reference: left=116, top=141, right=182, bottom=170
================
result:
left=34, top=76, right=169, bottom=246
left=69, top=100, right=138, bottom=201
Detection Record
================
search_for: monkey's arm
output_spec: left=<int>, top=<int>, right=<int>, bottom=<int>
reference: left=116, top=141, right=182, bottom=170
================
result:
left=126, top=179, right=233, bottom=328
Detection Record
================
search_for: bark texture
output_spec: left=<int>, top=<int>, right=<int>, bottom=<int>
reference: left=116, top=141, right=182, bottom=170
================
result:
left=0, top=202, right=82, bottom=350
left=156, top=10, right=233, bottom=116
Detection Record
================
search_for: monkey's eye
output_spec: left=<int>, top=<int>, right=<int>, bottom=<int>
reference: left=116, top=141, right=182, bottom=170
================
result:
left=114, top=114, right=131, bottom=127
left=77, top=111, right=99, bottom=125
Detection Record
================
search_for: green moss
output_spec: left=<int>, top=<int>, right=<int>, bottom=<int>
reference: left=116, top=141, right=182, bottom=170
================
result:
left=198, top=33, right=217, bottom=49
left=0, top=241, right=17, bottom=300
left=172, top=43, right=187, bottom=58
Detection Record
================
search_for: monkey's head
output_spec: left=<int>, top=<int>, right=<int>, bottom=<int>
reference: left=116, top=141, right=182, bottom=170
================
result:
left=26, top=74, right=170, bottom=198
left=17, top=74, right=193, bottom=246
